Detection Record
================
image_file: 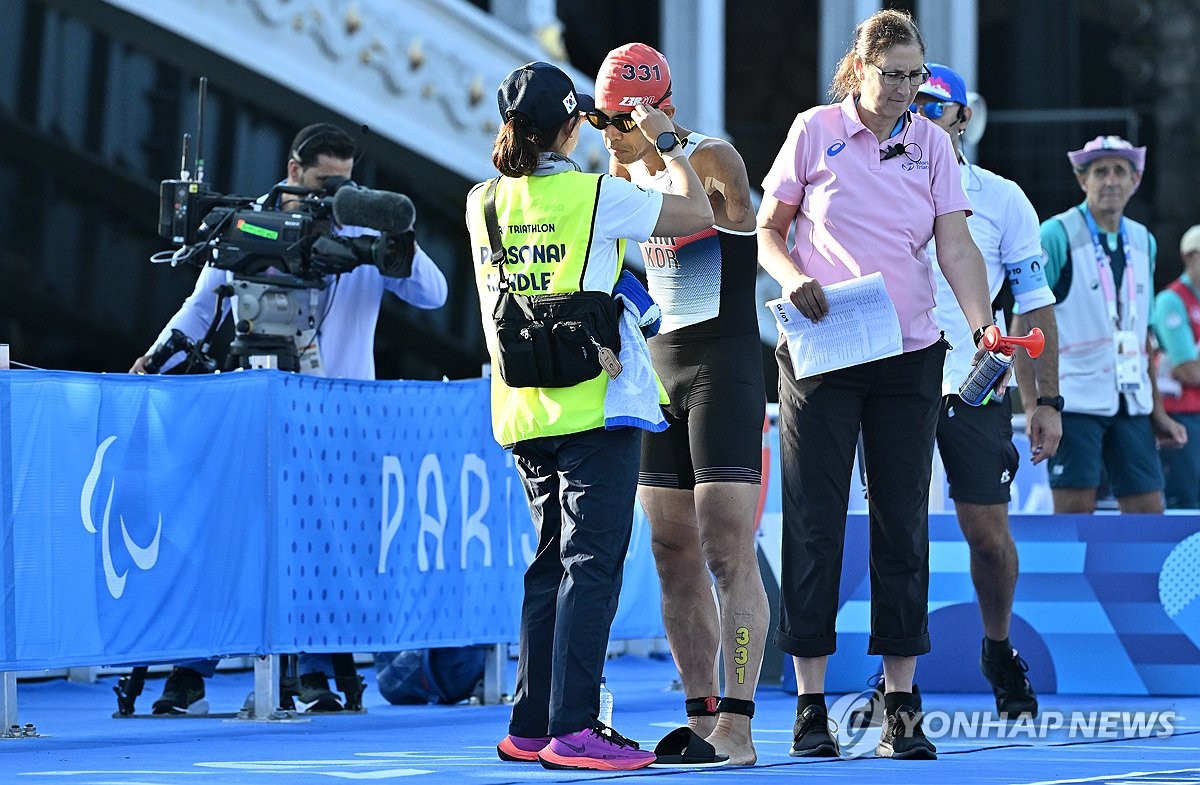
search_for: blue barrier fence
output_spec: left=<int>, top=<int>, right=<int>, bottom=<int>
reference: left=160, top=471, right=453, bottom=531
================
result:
left=3, top=370, right=1198, bottom=696
left=0, top=370, right=663, bottom=670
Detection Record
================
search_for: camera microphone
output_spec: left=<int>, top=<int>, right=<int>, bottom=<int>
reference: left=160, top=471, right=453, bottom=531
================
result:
left=881, top=143, right=906, bottom=161
left=332, top=186, right=416, bottom=233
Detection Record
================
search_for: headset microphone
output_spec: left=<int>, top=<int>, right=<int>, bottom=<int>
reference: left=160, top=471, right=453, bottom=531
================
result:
left=881, top=143, right=906, bottom=161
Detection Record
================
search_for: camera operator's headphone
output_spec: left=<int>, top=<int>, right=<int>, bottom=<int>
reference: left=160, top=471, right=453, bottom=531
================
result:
left=290, top=123, right=366, bottom=167
left=290, top=126, right=330, bottom=166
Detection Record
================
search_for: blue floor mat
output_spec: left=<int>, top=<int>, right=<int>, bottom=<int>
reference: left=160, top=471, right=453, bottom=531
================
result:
left=3, top=654, right=1198, bottom=784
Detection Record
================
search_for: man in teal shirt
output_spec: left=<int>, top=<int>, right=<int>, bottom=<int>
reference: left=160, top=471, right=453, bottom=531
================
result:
left=1035, top=135, right=1186, bottom=514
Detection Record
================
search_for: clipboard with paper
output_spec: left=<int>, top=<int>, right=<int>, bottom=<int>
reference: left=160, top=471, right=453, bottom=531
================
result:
left=767, top=272, right=903, bottom=379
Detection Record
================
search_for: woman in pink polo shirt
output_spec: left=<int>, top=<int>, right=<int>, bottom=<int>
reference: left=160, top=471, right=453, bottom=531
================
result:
left=756, top=8, right=994, bottom=762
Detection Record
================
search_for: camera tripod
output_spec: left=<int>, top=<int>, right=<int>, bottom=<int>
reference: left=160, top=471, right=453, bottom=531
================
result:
left=224, top=276, right=318, bottom=372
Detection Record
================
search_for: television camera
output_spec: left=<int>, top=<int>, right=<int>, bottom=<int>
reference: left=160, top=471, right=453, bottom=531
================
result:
left=148, top=79, right=416, bottom=373
left=156, top=176, right=417, bottom=282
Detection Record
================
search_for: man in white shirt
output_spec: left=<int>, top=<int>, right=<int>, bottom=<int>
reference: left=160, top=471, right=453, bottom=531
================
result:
left=133, top=123, right=446, bottom=378
left=130, top=123, right=447, bottom=714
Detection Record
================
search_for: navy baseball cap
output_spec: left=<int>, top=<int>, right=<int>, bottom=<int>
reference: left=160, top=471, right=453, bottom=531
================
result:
left=917, top=63, right=969, bottom=106
left=497, top=61, right=595, bottom=135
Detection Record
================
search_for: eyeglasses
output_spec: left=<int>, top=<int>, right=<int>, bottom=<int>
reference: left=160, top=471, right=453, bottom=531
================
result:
left=911, top=100, right=950, bottom=119
left=870, top=63, right=931, bottom=87
left=585, top=85, right=673, bottom=133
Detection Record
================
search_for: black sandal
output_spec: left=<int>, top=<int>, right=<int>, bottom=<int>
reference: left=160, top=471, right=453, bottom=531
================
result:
left=651, top=727, right=730, bottom=768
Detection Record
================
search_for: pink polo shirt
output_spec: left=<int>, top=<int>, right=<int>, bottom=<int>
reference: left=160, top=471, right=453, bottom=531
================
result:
left=762, top=94, right=971, bottom=351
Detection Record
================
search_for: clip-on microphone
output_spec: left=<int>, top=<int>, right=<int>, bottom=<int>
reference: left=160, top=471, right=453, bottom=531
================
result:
left=881, top=143, right=906, bottom=161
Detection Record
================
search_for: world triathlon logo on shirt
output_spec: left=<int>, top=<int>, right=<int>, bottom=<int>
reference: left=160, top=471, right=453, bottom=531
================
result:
left=902, top=160, right=930, bottom=171
left=826, top=139, right=846, bottom=156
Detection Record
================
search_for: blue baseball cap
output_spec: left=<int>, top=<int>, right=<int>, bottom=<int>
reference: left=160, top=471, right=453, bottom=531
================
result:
left=917, top=63, right=969, bottom=106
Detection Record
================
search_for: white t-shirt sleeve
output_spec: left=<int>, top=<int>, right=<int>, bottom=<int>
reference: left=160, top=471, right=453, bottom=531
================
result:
left=593, top=175, right=664, bottom=243
left=1001, top=180, right=1056, bottom=314
left=999, top=180, right=1044, bottom=269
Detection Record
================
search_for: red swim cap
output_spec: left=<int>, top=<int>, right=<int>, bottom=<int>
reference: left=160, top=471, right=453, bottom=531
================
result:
left=595, top=43, right=673, bottom=111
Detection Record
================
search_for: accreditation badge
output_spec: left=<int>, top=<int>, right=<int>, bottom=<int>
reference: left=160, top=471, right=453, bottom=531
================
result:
left=1113, top=329, right=1145, bottom=393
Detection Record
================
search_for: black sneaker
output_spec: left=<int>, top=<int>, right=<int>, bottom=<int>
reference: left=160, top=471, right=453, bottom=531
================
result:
left=849, top=675, right=883, bottom=730
left=849, top=678, right=921, bottom=729
left=981, top=643, right=1038, bottom=718
left=152, top=666, right=206, bottom=715
left=790, top=704, right=840, bottom=757
left=295, top=672, right=344, bottom=712
left=876, top=706, right=936, bottom=760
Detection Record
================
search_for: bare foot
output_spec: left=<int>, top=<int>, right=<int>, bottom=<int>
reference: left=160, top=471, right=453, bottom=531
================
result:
left=688, top=713, right=717, bottom=738
left=706, top=714, right=756, bottom=766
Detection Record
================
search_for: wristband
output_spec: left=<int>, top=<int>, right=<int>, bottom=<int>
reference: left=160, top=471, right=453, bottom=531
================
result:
left=973, top=326, right=989, bottom=347
left=1036, top=395, right=1065, bottom=412
left=659, top=146, right=686, bottom=162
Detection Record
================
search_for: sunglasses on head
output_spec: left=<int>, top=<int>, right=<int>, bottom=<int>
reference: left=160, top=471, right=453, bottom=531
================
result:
left=584, top=85, right=673, bottom=133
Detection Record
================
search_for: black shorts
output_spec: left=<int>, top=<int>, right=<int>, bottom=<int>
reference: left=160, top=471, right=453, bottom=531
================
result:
left=936, top=394, right=1019, bottom=505
left=639, top=332, right=765, bottom=489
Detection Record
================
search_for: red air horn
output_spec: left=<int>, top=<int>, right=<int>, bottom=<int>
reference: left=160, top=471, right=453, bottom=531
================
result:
left=959, top=325, right=1045, bottom=406
left=980, top=325, right=1044, bottom=359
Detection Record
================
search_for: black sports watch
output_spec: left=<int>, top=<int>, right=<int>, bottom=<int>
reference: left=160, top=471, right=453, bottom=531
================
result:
left=655, top=131, right=682, bottom=154
left=1036, top=395, right=1065, bottom=412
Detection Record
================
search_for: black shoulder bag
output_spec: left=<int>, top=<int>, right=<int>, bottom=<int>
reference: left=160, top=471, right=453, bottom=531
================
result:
left=483, top=177, right=622, bottom=388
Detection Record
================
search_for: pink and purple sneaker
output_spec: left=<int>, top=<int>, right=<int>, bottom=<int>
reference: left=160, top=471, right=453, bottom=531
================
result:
left=537, top=727, right=655, bottom=771
left=496, top=734, right=552, bottom=762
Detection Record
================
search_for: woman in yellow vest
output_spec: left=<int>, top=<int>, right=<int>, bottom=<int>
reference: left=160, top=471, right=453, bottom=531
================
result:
left=468, top=61, right=713, bottom=771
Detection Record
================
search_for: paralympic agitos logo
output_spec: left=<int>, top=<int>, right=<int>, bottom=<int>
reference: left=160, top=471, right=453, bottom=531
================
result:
left=79, top=436, right=163, bottom=599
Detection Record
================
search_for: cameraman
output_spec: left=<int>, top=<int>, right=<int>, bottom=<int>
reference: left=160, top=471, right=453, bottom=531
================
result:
left=132, top=122, right=448, bottom=378
left=130, top=123, right=447, bottom=713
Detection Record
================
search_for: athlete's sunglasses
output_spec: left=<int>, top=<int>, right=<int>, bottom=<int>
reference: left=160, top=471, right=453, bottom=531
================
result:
left=584, top=85, right=672, bottom=133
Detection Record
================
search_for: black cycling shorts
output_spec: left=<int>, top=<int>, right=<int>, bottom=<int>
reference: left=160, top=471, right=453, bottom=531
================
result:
left=639, top=332, right=765, bottom=489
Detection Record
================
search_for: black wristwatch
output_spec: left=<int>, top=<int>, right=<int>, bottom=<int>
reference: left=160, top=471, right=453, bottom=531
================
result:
left=655, top=131, right=682, bottom=153
left=1036, top=395, right=1065, bottom=412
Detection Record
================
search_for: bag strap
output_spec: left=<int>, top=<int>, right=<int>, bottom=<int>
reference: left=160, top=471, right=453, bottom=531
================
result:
left=482, top=178, right=510, bottom=291
left=1167, top=278, right=1200, bottom=346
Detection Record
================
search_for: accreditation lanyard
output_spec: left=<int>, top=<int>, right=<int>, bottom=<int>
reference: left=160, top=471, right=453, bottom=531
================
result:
left=1083, top=209, right=1136, bottom=330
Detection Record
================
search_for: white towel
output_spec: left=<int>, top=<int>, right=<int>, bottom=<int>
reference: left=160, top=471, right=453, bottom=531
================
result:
left=604, top=303, right=667, bottom=432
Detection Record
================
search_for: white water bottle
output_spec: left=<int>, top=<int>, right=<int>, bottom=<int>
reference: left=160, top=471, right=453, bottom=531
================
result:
left=598, top=676, right=614, bottom=727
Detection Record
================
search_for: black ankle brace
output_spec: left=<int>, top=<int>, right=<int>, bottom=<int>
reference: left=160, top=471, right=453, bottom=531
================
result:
left=685, top=696, right=720, bottom=717
left=717, top=697, right=755, bottom=718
